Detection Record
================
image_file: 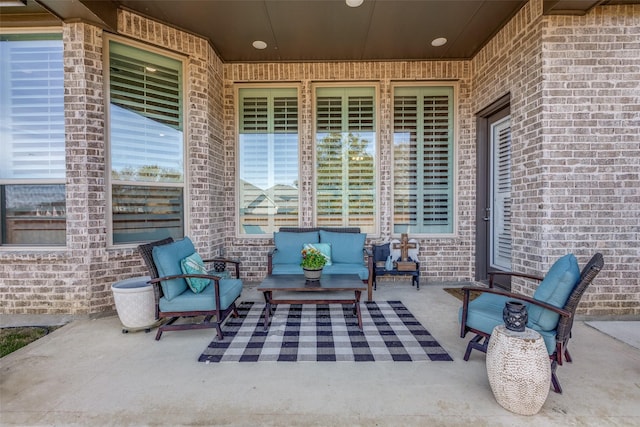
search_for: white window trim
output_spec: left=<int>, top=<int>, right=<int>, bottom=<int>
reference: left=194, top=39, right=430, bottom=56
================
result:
left=103, top=34, right=189, bottom=248
left=390, top=81, right=459, bottom=238
left=0, top=29, right=66, bottom=249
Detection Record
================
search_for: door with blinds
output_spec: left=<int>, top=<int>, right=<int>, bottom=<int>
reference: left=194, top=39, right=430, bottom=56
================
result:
left=489, top=116, right=512, bottom=273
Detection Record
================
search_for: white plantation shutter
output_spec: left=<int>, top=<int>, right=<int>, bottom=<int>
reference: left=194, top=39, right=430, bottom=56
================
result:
left=239, top=88, right=299, bottom=234
left=109, top=41, right=183, bottom=182
left=108, top=40, right=185, bottom=244
left=491, top=117, right=512, bottom=270
left=0, top=34, right=65, bottom=245
left=393, top=86, right=454, bottom=234
left=316, top=87, right=376, bottom=232
left=0, top=35, right=64, bottom=180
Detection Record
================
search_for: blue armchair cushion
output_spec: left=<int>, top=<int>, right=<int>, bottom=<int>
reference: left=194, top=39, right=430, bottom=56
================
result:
left=152, top=237, right=196, bottom=301
left=459, top=292, right=559, bottom=354
left=180, top=252, right=210, bottom=294
left=319, top=230, right=366, bottom=264
left=272, top=231, right=319, bottom=264
left=159, top=278, right=243, bottom=312
left=528, top=254, right=580, bottom=331
left=303, top=242, right=332, bottom=265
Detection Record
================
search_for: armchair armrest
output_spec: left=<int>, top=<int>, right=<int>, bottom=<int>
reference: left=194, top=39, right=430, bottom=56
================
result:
left=488, top=271, right=543, bottom=288
left=202, top=257, right=241, bottom=278
left=267, top=247, right=278, bottom=274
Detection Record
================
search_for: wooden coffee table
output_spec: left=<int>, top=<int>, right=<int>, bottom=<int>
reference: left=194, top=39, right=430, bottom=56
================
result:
left=256, top=274, right=367, bottom=330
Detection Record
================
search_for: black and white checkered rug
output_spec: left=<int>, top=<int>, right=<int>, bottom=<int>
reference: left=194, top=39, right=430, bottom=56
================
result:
left=198, top=301, right=453, bottom=363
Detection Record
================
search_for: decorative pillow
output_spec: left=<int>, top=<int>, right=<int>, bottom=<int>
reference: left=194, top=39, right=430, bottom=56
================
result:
left=180, top=252, right=210, bottom=293
left=319, top=230, right=366, bottom=264
left=303, top=243, right=332, bottom=266
left=528, top=254, right=581, bottom=331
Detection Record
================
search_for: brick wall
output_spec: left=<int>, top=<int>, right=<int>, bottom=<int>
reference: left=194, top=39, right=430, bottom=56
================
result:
left=472, top=0, right=639, bottom=316
left=539, top=4, right=640, bottom=316
left=222, top=62, right=476, bottom=282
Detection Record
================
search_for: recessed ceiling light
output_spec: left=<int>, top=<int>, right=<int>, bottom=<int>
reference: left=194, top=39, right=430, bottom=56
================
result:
left=346, top=0, right=364, bottom=7
left=431, top=37, right=447, bottom=47
left=252, top=40, right=267, bottom=50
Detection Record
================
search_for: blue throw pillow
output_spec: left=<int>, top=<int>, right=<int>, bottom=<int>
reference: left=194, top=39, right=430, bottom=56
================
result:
left=319, top=230, right=366, bottom=264
left=180, top=252, right=210, bottom=293
left=528, top=254, right=581, bottom=331
left=273, top=231, right=319, bottom=264
left=152, top=237, right=196, bottom=301
left=303, top=242, right=332, bottom=266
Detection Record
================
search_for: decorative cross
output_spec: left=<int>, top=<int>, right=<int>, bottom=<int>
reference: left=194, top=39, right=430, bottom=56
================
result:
left=393, top=233, right=418, bottom=262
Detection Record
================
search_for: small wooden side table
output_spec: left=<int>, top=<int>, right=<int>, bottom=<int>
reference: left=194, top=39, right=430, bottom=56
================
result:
left=486, top=325, right=551, bottom=415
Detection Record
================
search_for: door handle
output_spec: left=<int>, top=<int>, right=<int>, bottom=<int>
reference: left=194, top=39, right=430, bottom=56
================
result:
left=483, top=217, right=490, bottom=221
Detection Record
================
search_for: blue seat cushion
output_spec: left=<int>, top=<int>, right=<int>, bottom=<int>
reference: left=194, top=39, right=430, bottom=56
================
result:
left=152, top=237, right=196, bottom=301
left=323, top=263, right=369, bottom=281
left=272, top=231, right=319, bottom=265
left=459, top=292, right=512, bottom=337
left=159, top=278, right=243, bottom=312
left=529, top=254, right=580, bottom=331
left=319, top=230, right=366, bottom=264
left=460, top=292, right=559, bottom=355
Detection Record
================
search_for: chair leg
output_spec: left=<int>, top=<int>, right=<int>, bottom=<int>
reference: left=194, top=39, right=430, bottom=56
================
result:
left=155, top=317, right=179, bottom=341
left=551, top=360, right=563, bottom=394
left=565, top=348, right=572, bottom=363
left=464, top=335, right=488, bottom=361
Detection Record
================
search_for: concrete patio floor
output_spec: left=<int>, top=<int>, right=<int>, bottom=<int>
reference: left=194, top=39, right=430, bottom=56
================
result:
left=1, top=281, right=639, bottom=426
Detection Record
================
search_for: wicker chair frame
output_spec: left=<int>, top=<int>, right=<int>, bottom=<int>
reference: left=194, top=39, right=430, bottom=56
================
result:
left=459, top=252, right=604, bottom=394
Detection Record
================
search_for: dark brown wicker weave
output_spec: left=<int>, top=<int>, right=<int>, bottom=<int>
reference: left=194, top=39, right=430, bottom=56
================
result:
left=137, top=238, right=242, bottom=340
left=459, top=252, right=604, bottom=394
left=267, top=227, right=374, bottom=301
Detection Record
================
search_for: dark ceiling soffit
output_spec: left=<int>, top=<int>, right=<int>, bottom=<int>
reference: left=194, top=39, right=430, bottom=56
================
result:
left=35, top=0, right=117, bottom=31
left=543, top=0, right=605, bottom=15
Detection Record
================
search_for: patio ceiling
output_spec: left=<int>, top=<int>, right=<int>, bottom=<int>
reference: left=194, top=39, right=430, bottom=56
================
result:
left=1, top=0, right=631, bottom=62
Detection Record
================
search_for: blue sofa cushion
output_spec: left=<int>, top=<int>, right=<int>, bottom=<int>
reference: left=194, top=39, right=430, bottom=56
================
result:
left=319, top=230, right=366, bottom=264
left=272, top=231, right=319, bottom=265
left=152, top=237, right=196, bottom=301
left=180, top=252, right=209, bottom=293
left=159, top=278, right=243, bottom=312
left=303, top=242, right=332, bottom=265
left=323, top=263, right=369, bottom=281
left=528, top=254, right=580, bottom=331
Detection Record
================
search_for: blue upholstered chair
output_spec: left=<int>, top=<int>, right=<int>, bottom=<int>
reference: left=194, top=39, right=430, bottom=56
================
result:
left=137, top=237, right=243, bottom=341
left=459, top=253, right=604, bottom=393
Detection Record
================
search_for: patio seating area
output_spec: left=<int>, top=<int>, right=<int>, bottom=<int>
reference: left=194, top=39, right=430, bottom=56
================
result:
left=2, top=281, right=639, bottom=426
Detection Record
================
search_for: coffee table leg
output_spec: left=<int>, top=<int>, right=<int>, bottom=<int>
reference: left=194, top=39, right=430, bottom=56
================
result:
left=354, top=290, right=363, bottom=330
left=262, top=291, right=272, bottom=331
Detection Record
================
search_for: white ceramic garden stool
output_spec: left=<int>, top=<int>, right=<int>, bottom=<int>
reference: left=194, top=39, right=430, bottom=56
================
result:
left=486, top=324, right=551, bottom=415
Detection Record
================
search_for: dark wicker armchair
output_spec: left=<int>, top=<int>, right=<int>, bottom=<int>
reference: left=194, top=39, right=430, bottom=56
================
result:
left=459, top=252, right=604, bottom=393
left=137, top=237, right=243, bottom=340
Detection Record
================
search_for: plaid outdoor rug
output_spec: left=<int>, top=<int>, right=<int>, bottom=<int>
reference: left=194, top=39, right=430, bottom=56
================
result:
left=198, top=300, right=452, bottom=363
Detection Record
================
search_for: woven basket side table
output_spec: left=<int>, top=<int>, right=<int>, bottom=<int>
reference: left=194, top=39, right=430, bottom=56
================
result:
left=486, top=325, right=551, bottom=415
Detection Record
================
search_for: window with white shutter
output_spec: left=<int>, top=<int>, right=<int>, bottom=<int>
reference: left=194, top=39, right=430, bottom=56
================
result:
left=393, top=86, right=454, bottom=235
left=107, top=39, right=185, bottom=244
left=238, top=87, right=299, bottom=235
left=315, top=86, right=376, bottom=233
left=0, top=33, right=65, bottom=245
